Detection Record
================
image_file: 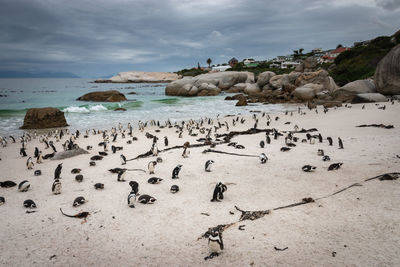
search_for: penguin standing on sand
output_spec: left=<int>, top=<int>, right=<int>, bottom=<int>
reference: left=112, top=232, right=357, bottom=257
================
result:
left=260, top=140, right=265, bottom=148
left=26, top=157, right=34, bottom=170
left=211, top=182, right=227, bottom=202
left=328, top=163, right=343, bottom=171
left=120, top=154, right=127, bottom=165
left=164, top=136, right=168, bottom=146
left=117, top=169, right=127, bottom=182
left=52, top=179, right=62, bottom=194
left=205, top=160, right=215, bottom=172
left=34, top=147, right=39, bottom=158
left=182, top=147, right=190, bottom=158
left=327, top=137, right=333, bottom=146
left=206, top=229, right=224, bottom=259
left=172, top=164, right=182, bottom=179
left=20, top=147, right=27, bottom=157
left=36, top=151, right=43, bottom=164
left=148, top=161, right=157, bottom=174
left=259, top=153, right=268, bottom=164
left=127, top=181, right=139, bottom=208
left=338, top=137, right=344, bottom=149
left=54, top=163, right=63, bottom=179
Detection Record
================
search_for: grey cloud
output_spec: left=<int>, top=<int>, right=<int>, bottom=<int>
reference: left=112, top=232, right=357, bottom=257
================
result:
left=375, top=0, right=400, bottom=10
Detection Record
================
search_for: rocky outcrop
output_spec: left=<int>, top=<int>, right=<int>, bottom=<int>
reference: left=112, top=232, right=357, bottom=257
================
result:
left=375, top=44, right=400, bottom=95
left=351, top=93, right=387, bottom=103
left=51, top=148, right=89, bottom=160
left=256, top=71, right=276, bottom=88
left=332, top=79, right=376, bottom=102
left=269, top=75, right=283, bottom=89
left=77, top=90, right=127, bottom=102
left=293, top=83, right=324, bottom=101
left=294, top=70, right=335, bottom=92
left=20, top=107, right=68, bottom=129
left=235, top=95, right=248, bottom=106
left=165, top=72, right=252, bottom=96
left=95, top=71, right=180, bottom=83
left=295, top=56, right=318, bottom=72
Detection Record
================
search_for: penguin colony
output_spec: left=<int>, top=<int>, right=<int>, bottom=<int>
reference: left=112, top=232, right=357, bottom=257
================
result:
left=0, top=101, right=387, bottom=260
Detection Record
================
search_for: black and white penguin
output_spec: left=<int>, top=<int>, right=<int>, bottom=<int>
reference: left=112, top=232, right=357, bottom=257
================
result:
left=54, top=163, right=63, bottom=179
left=120, top=154, right=127, bottom=165
left=327, top=137, right=333, bottom=146
left=205, top=160, right=215, bottom=172
left=36, top=151, right=43, bottom=163
left=317, top=149, right=324, bottom=156
left=91, top=155, right=103, bottom=161
left=156, top=157, right=163, bottom=163
left=129, top=181, right=139, bottom=194
left=302, top=165, right=317, bottom=172
left=170, top=185, right=179, bottom=193
left=148, top=161, right=157, bottom=174
left=266, top=135, right=271, bottom=144
left=338, top=137, right=344, bottom=149
left=0, top=181, right=17, bottom=188
left=138, top=194, right=156, bottom=204
left=280, top=147, right=291, bottom=152
left=20, top=147, right=27, bottom=157
left=18, top=180, right=31, bottom=192
left=23, top=199, right=37, bottom=208
left=322, top=155, right=331, bottom=161
left=0, top=196, right=4, bottom=206
left=26, top=157, right=34, bottom=170
left=328, top=163, right=343, bottom=171
left=164, top=136, right=168, bottom=146
left=127, top=190, right=138, bottom=208
left=117, top=169, right=127, bottom=182
left=34, top=147, right=39, bottom=158
left=94, top=183, right=104, bottom=190
left=89, top=161, right=96, bottom=166
left=147, top=177, right=163, bottom=184
left=75, top=174, right=84, bottom=182
left=172, top=164, right=182, bottom=179
left=52, top=179, right=62, bottom=195
left=259, top=153, right=268, bottom=164
left=73, top=196, right=86, bottom=207
left=86, top=145, right=93, bottom=150
left=207, top=229, right=224, bottom=258
left=211, top=182, right=227, bottom=202
left=259, top=140, right=265, bottom=148
left=182, top=147, right=190, bottom=158
left=99, top=151, right=108, bottom=156
left=151, top=144, right=159, bottom=156
left=71, top=168, right=81, bottom=174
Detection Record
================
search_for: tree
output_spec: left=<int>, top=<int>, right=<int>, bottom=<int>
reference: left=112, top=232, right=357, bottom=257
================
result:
left=197, top=62, right=201, bottom=69
left=336, top=44, right=343, bottom=49
left=299, top=48, right=304, bottom=55
left=206, top=58, right=212, bottom=68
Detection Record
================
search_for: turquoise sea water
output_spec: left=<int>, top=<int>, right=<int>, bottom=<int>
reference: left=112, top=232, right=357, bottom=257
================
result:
left=0, top=78, right=290, bottom=136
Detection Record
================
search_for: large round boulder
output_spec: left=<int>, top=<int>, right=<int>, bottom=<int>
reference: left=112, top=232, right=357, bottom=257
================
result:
left=20, top=107, right=68, bottom=129
left=293, top=83, right=323, bottom=101
left=269, top=75, right=283, bottom=89
left=332, top=79, right=376, bottom=102
left=244, top=83, right=261, bottom=94
left=375, top=44, right=400, bottom=95
left=351, top=93, right=387, bottom=104
left=235, top=95, right=248, bottom=106
left=77, top=90, right=127, bottom=102
left=256, top=71, right=276, bottom=87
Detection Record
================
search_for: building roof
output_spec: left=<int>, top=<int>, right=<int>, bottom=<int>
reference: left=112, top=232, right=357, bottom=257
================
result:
left=331, top=47, right=350, bottom=54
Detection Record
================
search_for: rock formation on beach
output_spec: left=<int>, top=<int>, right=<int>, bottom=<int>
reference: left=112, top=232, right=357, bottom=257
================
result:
left=20, top=107, right=68, bottom=129
left=95, top=71, right=180, bottom=83
left=77, top=90, right=127, bottom=102
left=375, top=44, right=400, bottom=95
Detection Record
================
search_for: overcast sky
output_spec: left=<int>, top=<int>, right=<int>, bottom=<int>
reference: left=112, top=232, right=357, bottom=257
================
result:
left=0, top=0, right=399, bottom=77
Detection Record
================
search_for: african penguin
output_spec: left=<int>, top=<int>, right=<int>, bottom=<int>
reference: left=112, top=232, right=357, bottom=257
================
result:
left=147, top=177, right=163, bottom=184
left=317, top=149, right=324, bottom=156
left=260, top=140, right=265, bottom=148
left=26, top=157, right=34, bottom=170
left=23, top=199, right=37, bottom=209
left=211, top=182, right=227, bottom=202
left=0, top=196, right=4, bottom=206
left=71, top=168, right=81, bottom=174
left=170, top=185, right=179, bottom=193
left=322, top=155, right=331, bottom=161
left=148, top=161, right=157, bottom=174
left=0, top=181, right=17, bottom=188
left=52, top=179, right=62, bottom=195
left=172, top=164, right=182, bottom=179
left=205, top=160, right=215, bottom=172
left=18, top=180, right=31, bottom=192
left=75, top=174, right=84, bottom=182
left=120, top=154, right=127, bottom=165
left=118, top=169, right=127, bottom=182
left=302, top=165, right=317, bottom=172
left=259, top=153, right=268, bottom=164
left=338, top=137, right=344, bottom=149
left=328, top=163, right=343, bottom=171
left=73, top=196, right=86, bottom=207
left=94, top=183, right=104, bottom=190
left=54, top=163, right=63, bottom=179
left=138, top=194, right=156, bottom=204
left=207, top=229, right=224, bottom=258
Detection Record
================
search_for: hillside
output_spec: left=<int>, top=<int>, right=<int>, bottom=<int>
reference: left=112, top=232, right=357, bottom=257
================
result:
left=329, top=30, right=400, bottom=86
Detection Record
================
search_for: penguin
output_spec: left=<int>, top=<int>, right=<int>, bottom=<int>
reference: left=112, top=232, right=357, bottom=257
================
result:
left=338, top=137, right=344, bottom=149
left=151, top=144, right=159, bottom=156
left=148, top=161, right=157, bottom=174
left=148, top=177, right=163, bottom=184
left=327, top=137, right=333, bottom=146
left=164, top=136, right=168, bottom=146
left=71, top=168, right=81, bottom=174
left=117, top=169, right=127, bottom=182
left=266, top=135, right=271, bottom=144
left=43, top=153, right=55, bottom=160
left=20, top=147, right=27, bottom=157
left=328, top=163, right=343, bottom=171
left=120, top=154, right=127, bottom=165
left=127, top=190, right=138, bottom=208
left=317, top=149, right=324, bottom=156
left=34, top=170, right=42, bottom=176
left=89, top=161, right=96, bottom=166
left=52, top=179, right=62, bottom=195
left=302, top=165, right=317, bottom=172
left=34, top=147, right=39, bottom=158
left=129, top=181, right=139, bottom=194
left=23, top=199, right=37, bottom=209
left=26, top=157, right=34, bottom=170
left=259, top=140, right=265, bottom=148
left=108, top=167, right=126, bottom=174
left=91, top=155, right=103, bottom=161
left=73, top=196, right=86, bottom=207
left=0, top=181, right=17, bottom=188
left=206, top=229, right=224, bottom=259
left=172, top=164, right=182, bottom=179
left=94, top=183, right=104, bottom=190
left=99, top=151, right=108, bottom=156
left=156, top=157, right=163, bottom=163
left=18, top=180, right=31, bottom=192
left=54, top=163, right=62, bottom=179
left=259, top=153, right=268, bottom=164
left=86, top=145, right=93, bottom=150
left=205, top=160, right=215, bottom=172
left=280, top=147, right=291, bottom=152
left=322, top=155, right=331, bottom=161
left=211, top=182, right=227, bottom=202
left=318, top=134, right=323, bottom=143
left=0, top=196, right=4, bottom=206
left=138, top=194, right=156, bottom=204
left=170, top=185, right=179, bottom=193
left=182, top=147, right=190, bottom=158
left=75, top=174, right=84, bottom=182
left=36, top=151, right=43, bottom=163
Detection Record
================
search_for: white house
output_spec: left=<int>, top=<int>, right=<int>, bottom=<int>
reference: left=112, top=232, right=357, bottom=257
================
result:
left=211, top=65, right=231, bottom=72
left=242, top=58, right=255, bottom=65
left=281, top=61, right=301, bottom=69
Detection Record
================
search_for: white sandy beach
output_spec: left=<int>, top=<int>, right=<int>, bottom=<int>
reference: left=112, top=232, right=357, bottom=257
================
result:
left=0, top=102, right=399, bottom=266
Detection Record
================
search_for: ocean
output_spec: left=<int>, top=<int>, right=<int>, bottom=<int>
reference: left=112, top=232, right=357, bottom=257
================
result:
left=0, top=78, right=291, bottom=136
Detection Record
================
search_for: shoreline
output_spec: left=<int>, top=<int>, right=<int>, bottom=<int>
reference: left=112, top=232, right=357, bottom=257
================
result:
left=0, top=102, right=399, bottom=266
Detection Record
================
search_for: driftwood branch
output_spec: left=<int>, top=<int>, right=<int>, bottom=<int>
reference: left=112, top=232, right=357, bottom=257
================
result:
left=235, top=205, right=270, bottom=221
left=356, top=124, right=394, bottom=129
left=202, top=149, right=259, bottom=158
